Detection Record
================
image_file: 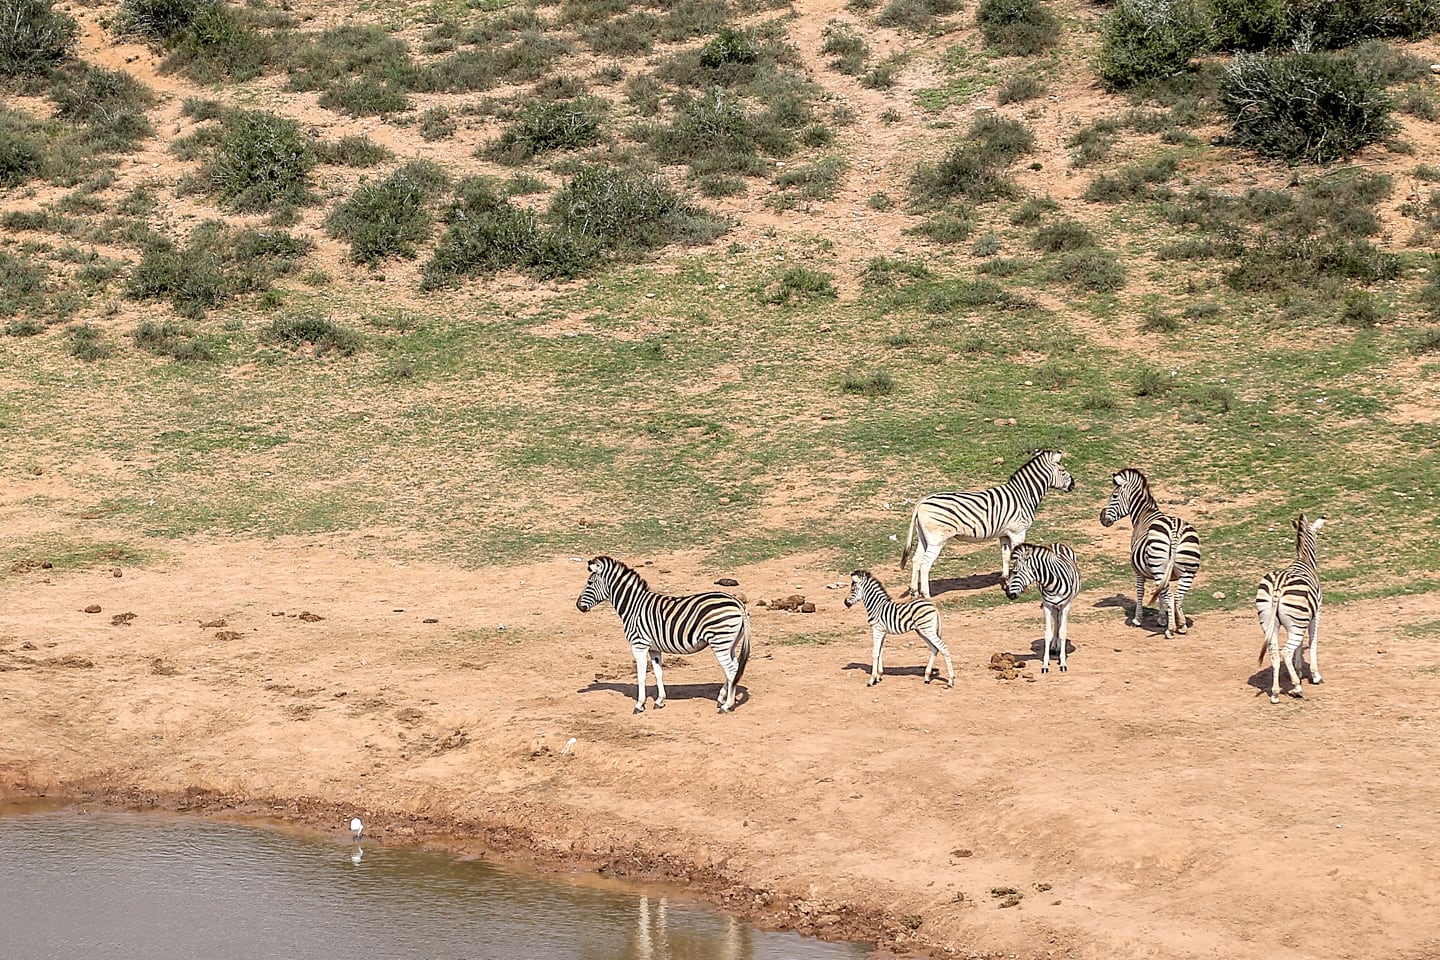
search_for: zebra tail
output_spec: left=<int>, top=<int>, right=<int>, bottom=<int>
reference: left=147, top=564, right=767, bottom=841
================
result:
left=1146, top=542, right=1179, bottom=607
left=732, top=608, right=752, bottom=690
left=900, top=507, right=919, bottom=571
left=1257, top=596, right=1278, bottom=665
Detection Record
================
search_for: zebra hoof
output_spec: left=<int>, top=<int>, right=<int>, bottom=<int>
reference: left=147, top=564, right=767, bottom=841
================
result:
left=1060, top=665, right=1067, bottom=672
left=1270, top=694, right=1280, bottom=704
left=945, top=680, right=954, bottom=689
left=633, top=704, right=645, bottom=714
left=1177, top=624, right=1189, bottom=635
left=1311, top=676, right=1324, bottom=685
left=654, top=700, right=665, bottom=709
left=1288, top=688, right=1305, bottom=699
left=1041, top=665, right=1049, bottom=674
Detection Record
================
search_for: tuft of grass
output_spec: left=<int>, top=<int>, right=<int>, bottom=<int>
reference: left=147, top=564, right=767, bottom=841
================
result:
left=840, top=369, right=895, bottom=396
left=1031, top=219, right=1095, bottom=253
left=1048, top=249, right=1126, bottom=292
left=910, top=114, right=1034, bottom=208
left=65, top=322, right=112, bottom=361
left=821, top=21, right=869, bottom=75
left=205, top=110, right=316, bottom=212
left=1141, top=308, right=1181, bottom=332
left=486, top=98, right=604, bottom=164
left=977, top=0, right=1060, bottom=56
left=261, top=311, right=362, bottom=356
left=760, top=266, right=838, bottom=305
left=326, top=161, right=449, bottom=266
left=1132, top=367, right=1176, bottom=397
left=996, top=73, right=1045, bottom=105
left=313, top=135, right=391, bottom=168
left=877, top=0, right=963, bottom=32
left=131, top=320, right=213, bottom=362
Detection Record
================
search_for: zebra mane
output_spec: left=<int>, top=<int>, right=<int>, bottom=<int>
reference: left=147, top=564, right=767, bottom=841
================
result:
left=851, top=569, right=892, bottom=599
left=591, top=555, right=650, bottom=592
left=1010, top=449, right=1058, bottom=481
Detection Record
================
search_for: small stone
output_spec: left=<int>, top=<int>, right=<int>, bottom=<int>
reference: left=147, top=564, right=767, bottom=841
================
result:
left=934, top=424, right=946, bottom=431
left=715, top=578, right=740, bottom=587
left=298, top=611, right=324, bottom=622
left=200, top=618, right=226, bottom=628
left=83, top=604, right=101, bottom=614
left=423, top=618, right=439, bottom=624
left=1212, top=591, right=1226, bottom=600
left=800, top=602, right=816, bottom=613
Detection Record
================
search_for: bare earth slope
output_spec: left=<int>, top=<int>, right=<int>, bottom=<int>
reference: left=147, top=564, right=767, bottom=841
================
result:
left=4, top=538, right=1440, bottom=960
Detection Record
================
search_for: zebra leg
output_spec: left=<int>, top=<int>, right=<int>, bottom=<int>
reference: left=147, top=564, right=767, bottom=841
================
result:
left=1129, top=573, right=1145, bottom=627
left=923, top=648, right=936, bottom=684
left=916, top=543, right=943, bottom=600
left=1057, top=601, right=1071, bottom=672
left=1268, top=630, right=1282, bottom=704
left=632, top=647, right=649, bottom=714
left=649, top=651, right=666, bottom=709
left=1308, top=609, right=1323, bottom=684
left=1172, top=569, right=1197, bottom=635
left=1281, top=626, right=1305, bottom=698
left=1041, top=605, right=1054, bottom=674
left=869, top=626, right=886, bottom=686
left=999, top=536, right=1013, bottom=583
left=1161, top=586, right=1177, bottom=640
left=710, top=641, right=738, bottom=712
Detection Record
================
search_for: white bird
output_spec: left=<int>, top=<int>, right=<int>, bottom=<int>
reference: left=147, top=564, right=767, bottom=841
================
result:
left=350, top=817, right=364, bottom=841
left=561, top=737, right=577, bottom=755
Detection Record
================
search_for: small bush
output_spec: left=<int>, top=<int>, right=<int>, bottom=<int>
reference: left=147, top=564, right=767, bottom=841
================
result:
left=325, top=160, right=449, bottom=265
left=1222, top=52, right=1395, bottom=165
left=261, top=312, right=362, bottom=356
left=0, top=251, right=47, bottom=319
left=906, top=211, right=974, bottom=243
left=419, top=107, right=456, bottom=142
left=128, top=222, right=310, bottom=317
left=1210, top=0, right=1286, bottom=51
left=1133, top=367, right=1175, bottom=397
left=1083, top=156, right=1179, bottom=203
left=314, top=135, right=391, bottom=167
left=760, top=266, right=837, bottom=305
left=1409, top=326, right=1440, bottom=353
left=0, top=0, right=78, bottom=76
left=421, top=202, right=546, bottom=288
left=318, top=77, right=411, bottom=116
left=131, top=320, right=213, bottom=362
left=1031, top=219, right=1095, bottom=253
left=117, top=0, right=215, bottom=40
left=821, top=22, right=868, bottom=74
left=1141, top=307, right=1181, bottom=332
left=996, top=73, right=1045, bottom=104
left=582, top=13, right=658, bottom=56
left=699, top=27, right=758, bottom=68
left=160, top=4, right=276, bottom=84
left=486, top=98, right=603, bottom=164
left=0, top=125, right=45, bottom=186
left=840, top=369, right=895, bottom=396
left=549, top=163, right=728, bottom=253
left=876, top=0, right=964, bottom=32
left=643, top=86, right=769, bottom=174
left=49, top=64, right=155, bottom=151
left=861, top=52, right=908, bottom=89
left=65, top=323, right=112, bottom=361
left=1097, top=0, right=1212, bottom=92
left=1048, top=249, right=1126, bottom=292
left=773, top=155, right=847, bottom=202
left=1284, top=0, right=1440, bottom=50
left=910, top=114, right=1034, bottom=207
left=977, top=0, right=1060, bottom=56
left=207, top=110, right=315, bottom=211
left=1338, top=291, right=1385, bottom=327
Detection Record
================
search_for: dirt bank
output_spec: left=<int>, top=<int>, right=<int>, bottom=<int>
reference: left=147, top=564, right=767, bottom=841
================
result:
left=3, top=539, right=1440, bottom=959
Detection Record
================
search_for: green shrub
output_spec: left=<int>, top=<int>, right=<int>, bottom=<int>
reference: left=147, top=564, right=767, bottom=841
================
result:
left=906, top=211, right=974, bottom=243
left=1283, top=0, right=1440, bottom=50
left=261, top=311, right=362, bottom=356
left=131, top=320, right=213, bottom=362
left=1409, top=326, right=1440, bottom=353
left=549, top=163, right=728, bottom=252
left=644, top=86, right=769, bottom=174
left=773, top=156, right=847, bottom=202
left=1133, top=367, right=1175, bottom=397
left=0, top=251, right=47, bottom=319
left=0, top=125, right=45, bottom=186
left=910, top=114, right=1034, bottom=207
left=421, top=202, right=546, bottom=288
left=1083, top=156, right=1179, bottom=203
left=487, top=98, right=603, bottom=164
left=128, top=222, right=310, bottom=317
left=876, top=0, right=963, bottom=32
left=996, top=73, right=1045, bottom=104
left=313, top=135, right=391, bottom=167
left=821, top=22, right=869, bottom=74
left=840, top=369, right=895, bottom=396
left=1048, top=249, right=1127, bottom=292
left=0, top=0, right=77, bottom=76
left=861, top=52, right=908, bottom=89
left=1141, top=307, right=1181, bottom=332
left=65, top=323, right=112, bottom=361
left=761, top=266, right=838, bottom=305
left=160, top=4, right=277, bottom=84
left=419, top=107, right=457, bottom=141
left=318, top=78, right=411, bottom=116
left=582, top=13, right=658, bottom=56
left=1210, top=0, right=1286, bottom=51
left=117, top=0, right=216, bottom=40
left=49, top=64, right=155, bottom=151
left=1031, top=219, right=1095, bottom=252
left=1338, top=290, right=1385, bottom=327
left=977, top=0, right=1060, bottom=56
left=208, top=110, right=315, bottom=211
left=699, top=27, right=758, bottom=68
left=1221, top=52, right=1395, bottom=164
left=325, top=160, right=449, bottom=265
left=1097, top=0, right=1211, bottom=91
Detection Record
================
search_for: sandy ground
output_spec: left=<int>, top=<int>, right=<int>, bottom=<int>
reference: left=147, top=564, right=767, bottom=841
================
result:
left=4, top=537, right=1440, bottom=960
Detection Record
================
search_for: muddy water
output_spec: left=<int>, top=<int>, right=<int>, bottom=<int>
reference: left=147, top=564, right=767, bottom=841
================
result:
left=0, top=809, right=869, bottom=960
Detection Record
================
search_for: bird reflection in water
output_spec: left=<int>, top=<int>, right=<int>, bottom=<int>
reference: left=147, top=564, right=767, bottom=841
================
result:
left=586, top=894, right=754, bottom=960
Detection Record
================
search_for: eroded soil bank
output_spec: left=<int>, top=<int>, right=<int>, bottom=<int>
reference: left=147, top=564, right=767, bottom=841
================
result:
left=4, top=539, right=1440, bottom=959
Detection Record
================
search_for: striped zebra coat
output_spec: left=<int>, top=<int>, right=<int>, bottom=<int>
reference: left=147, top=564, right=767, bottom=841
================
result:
left=576, top=556, right=751, bottom=714
left=1256, top=514, right=1326, bottom=704
left=1004, top=542, right=1081, bottom=674
left=845, top=570, right=954, bottom=688
left=1100, top=468, right=1202, bottom=639
left=901, top=450, right=1076, bottom=599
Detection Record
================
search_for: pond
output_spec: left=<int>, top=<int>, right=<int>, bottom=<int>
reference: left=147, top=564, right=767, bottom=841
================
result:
left=0, top=806, right=871, bottom=960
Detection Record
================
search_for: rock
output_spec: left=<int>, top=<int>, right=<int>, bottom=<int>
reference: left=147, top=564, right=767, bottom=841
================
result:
left=800, top=602, right=816, bottom=613
left=111, top=612, right=137, bottom=626
left=422, top=617, right=439, bottom=624
left=215, top=631, right=241, bottom=641
left=200, top=618, right=226, bottom=628
left=298, top=611, right=324, bottom=622
left=716, top=578, right=740, bottom=587
left=1212, top=591, right=1226, bottom=600
left=83, top=604, right=101, bottom=614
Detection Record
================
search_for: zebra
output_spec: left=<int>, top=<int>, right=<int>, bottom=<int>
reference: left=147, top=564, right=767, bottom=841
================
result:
left=1256, top=514, right=1326, bottom=705
left=901, top=449, right=1075, bottom=600
left=575, top=556, right=751, bottom=714
left=1003, top=542, right=1082, bottom=674
left=844, top=570, right=954, bottom=688
left=1099, top=468, right=1202, bottom=640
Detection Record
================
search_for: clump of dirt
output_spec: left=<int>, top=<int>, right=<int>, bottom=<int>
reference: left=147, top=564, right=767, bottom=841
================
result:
left=298, top=611, right=324, bottom=622
left=150, top=658, right=179, bottom=676
left=45, top=655, right=94, bottom=669
left=214, top=630, right=242, bottom=641
left=715, top=577, right=740, bottom=587
left=433, top=728, right=468, bottom=753
left=990, top=886, right=1023, bottom=908
left=200, top=618, right=227, bottom=628
left=111, top=612, right=137, bottom=626
left=761, top=595, right=816, bottom=613
left=395, top=707, right=425, bottom=724
left=9, top=559, right=53, bottom=573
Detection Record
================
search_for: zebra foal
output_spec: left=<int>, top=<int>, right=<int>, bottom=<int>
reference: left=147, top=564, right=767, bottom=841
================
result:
left=1100, top=468, right=1201, bottom=639
left=901, top=450, right=1076, bottom=600
left=1003, top=542, right=1081, bottom=674
left=576, top=556, right=751, bottom=714
left=1256, top=514, right=1326, bottom=705
left=845, top=570, right=954, bottom=688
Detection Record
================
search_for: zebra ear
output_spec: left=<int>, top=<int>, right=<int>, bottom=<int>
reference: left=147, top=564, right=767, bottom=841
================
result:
left=1310, top=516, right=1327, bottom=533
left=1112, top=474, right=1123, bottom=486
left=588, top=559, right=601, bottom=573
left=1053, top=449, right=1064, bottom=460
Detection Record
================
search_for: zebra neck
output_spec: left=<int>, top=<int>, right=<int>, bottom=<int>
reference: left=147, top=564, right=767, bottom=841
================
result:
left=1005, top=462, right=1049, bottom=510
left=1296, top=540, right=1319, bottom=570
left=608, top=572, right=652, bottom=619
left=862, top=582, right=893, bottom=613
left=1129, top=492, right=1163, bottom=525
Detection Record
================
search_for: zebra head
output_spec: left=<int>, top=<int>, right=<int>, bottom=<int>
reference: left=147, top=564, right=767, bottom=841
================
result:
left=1294, top=513, right=1327, bottom=563
left=1003, top=545, right=1038, bottom=599
left=1100, top=468, right=1146, bottom=527
left=844, top=570, right=873, bottom=608
left=1044, top=450, right=1076, bottom=493
left=576, top=557, right=617, bottom=612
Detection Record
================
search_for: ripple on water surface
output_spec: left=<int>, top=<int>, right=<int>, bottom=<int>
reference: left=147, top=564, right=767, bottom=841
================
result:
left=0, top=810, right=870, bottom=960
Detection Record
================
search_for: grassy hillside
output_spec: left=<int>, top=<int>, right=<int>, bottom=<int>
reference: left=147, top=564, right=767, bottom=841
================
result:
left=3, top=0, right=1440, bottom=611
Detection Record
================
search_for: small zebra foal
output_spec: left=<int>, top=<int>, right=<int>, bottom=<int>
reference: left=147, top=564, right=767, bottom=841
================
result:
left=1003, top=542, right=1082, bottom=674
left=1256, top=514, right=1326, bottom=705
left=576, top=556, right=751, bottom=714
left=845, top=570, right=954, bottom=688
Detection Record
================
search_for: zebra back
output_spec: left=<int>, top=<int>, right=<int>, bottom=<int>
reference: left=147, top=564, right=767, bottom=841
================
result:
left=917, top=450, right=1074, bottom=540
left=848, top=570, right=939, bottom=634
left=578, top=556, right=746, bottom=655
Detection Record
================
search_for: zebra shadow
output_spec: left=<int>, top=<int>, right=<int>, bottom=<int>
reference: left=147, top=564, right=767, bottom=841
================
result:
left=1092, top=594, right=1189, bottom=637
left=577, top=680, right=751, bottom=710
left=1244, top=659, right=1314, bottom=698
left=913, top=572, right=1003, bottom=598
left=840, top=663, right=938, bottom=680
left=1010, top=638, right=1077, bottom=665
